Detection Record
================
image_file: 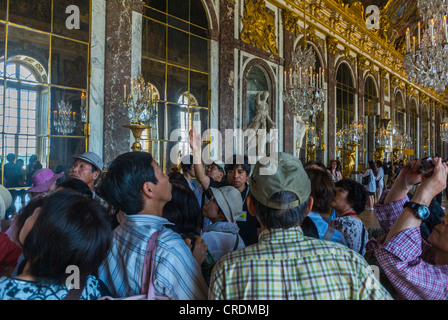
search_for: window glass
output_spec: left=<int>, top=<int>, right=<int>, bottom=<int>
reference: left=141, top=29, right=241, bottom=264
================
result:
left=0, top=2, right=91, bottom=214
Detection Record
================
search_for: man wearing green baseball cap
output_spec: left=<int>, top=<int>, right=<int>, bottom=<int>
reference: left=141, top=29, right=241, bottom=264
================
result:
left=209, top=152, right=393, bottom=300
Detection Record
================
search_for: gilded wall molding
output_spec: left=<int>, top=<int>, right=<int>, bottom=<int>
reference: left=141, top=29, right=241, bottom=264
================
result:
left=241, top=0, right=279, bottom=55
left=282, top=9, right=300, bottom=36
left=267, top=0, right=448, bottom=108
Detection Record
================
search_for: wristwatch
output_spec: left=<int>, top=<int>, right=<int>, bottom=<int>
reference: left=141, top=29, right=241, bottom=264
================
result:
left=403, top=201, right=430, bottom=220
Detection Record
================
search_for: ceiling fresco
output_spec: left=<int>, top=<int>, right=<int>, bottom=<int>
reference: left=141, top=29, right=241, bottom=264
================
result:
left=342, top=0, right=421, bottom=51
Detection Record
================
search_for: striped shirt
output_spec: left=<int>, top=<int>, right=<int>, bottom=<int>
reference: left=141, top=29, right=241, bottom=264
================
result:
left=209, top=226, right=392, bottom=300
left=98, top=214, right=208, bottom=300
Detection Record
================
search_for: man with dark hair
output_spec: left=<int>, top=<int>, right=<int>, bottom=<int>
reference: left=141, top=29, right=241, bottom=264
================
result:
left=98, top=152, right=208, bottom=300
left=209, top=152, right=392, bottom=300
left=205, top=161, right=225, bottom=183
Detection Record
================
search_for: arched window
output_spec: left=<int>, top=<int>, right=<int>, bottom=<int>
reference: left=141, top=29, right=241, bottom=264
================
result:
left=421, top=104, right=429, bottom=157
left=336, top=62, right=355, bottom=166
left=1, top=1, right=91, bottom=214
left=336, top=63, right=355, bottom=133
left=141, top=0, right=210, bottom=170
left=394, top=91, right=405, bottom=136
left=364, top=76, right=378, bottom=163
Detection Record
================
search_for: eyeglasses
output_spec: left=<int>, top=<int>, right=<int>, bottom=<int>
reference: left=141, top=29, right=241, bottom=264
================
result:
left=204, top=195, right=215, bottom=206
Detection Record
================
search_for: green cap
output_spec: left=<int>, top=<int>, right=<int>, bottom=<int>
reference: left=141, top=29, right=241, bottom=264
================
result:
left=249, top=152, right=311, bottom=210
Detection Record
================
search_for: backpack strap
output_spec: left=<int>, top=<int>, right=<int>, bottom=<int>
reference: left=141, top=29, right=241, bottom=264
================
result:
left=141, top=230, right=162, bottom=300
left=322, top=225, right=335, bottom=241
left=233, top=234, right=240, bottom=251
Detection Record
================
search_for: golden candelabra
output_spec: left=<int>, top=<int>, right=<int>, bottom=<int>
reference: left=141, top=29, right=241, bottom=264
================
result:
left=392, top=147, right=401, bottom=163
left=374, top=146, right=386, bottom=162
left=123, top=74, right=158, bottom=152
left=307, top=144, right=316, bottom=162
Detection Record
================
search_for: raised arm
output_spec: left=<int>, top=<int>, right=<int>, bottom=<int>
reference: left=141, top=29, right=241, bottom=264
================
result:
left=384, top=158, right=448, bottom=243
left=383, top=160, right=422, bottom=205
left=189, top=128, right=210, bottom=191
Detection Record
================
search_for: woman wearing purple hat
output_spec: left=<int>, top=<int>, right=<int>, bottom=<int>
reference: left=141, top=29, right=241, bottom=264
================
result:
left=28, top=169, right=65, bottom=199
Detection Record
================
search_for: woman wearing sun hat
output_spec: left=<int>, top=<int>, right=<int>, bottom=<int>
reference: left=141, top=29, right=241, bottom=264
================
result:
left=28, top=168, right=65, bottom=199
left=201, top=186, right=245, bottom=284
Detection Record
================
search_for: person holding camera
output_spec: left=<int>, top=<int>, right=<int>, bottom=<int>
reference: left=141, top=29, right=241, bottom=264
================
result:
left=367, top=157, right=448, bottom=300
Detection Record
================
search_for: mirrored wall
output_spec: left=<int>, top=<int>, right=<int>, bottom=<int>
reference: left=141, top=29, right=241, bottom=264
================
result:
left=141, top=0, right=210, bottom=172
left=0, top=0, right=90, bottom=214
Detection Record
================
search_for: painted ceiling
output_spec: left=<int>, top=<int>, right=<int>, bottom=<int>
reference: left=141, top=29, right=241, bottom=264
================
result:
left=342, top=0, right=420, bottom=51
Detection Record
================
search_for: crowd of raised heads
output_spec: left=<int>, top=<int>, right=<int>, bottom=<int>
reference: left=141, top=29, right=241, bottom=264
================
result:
left=0, top=132, right=447, bottom=300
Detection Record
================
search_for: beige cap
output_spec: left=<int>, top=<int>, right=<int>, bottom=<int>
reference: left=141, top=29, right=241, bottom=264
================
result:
left=210, top=186, right=243, bottom=223
left=249, top=152, right=311, bottom=210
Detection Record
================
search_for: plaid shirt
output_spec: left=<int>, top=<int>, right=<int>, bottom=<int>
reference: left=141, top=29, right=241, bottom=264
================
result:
left=368, top=191, right=448, bottom=300
left=209, top=227, right=392, bottom=300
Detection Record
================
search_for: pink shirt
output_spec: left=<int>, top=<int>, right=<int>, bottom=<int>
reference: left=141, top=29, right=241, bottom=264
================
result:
left=367, top=191, right=448, bottom=300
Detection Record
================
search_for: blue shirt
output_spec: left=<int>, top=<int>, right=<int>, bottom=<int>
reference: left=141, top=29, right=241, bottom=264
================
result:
left=0, top=275, right=107, bottom=300
left=307, top=211, right=348, bottom=246
left=98, top=214, right=208, bottom=300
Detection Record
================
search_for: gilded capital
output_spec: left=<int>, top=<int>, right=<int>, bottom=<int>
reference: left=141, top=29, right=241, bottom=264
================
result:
left=327, top=36, right=339, bottom=55
left=282, top=9, right=300, bottom=36
left=357, top=56, right=368, bottom=71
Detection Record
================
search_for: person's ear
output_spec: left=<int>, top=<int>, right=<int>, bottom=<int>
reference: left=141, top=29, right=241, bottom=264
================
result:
left=247, top=195, right=256, bottom=217
left=142, top=181, right=154, bottom=199
left=304, top=196, right=313, bottom=218
left=93, top=170, right=100, bottom=181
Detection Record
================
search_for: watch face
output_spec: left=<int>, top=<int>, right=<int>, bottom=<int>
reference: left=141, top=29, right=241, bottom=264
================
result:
left=417, top=206, right=430, bottom=219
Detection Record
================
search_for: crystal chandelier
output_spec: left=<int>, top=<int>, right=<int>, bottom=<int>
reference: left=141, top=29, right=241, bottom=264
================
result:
left=376, top=126, right=391, bottom=148
left=283, top=45, right=326, bottom=118
left=123, top=74, right=158, bottom=127
left=53, top=100, right=76, bottom=135
left=393, top=132, right=412, bottom=149
left=404, top=0, right=448, bottom=93
left=441, top=118, right=448, bottom=142
left=336, top=121, right=363, bottom=149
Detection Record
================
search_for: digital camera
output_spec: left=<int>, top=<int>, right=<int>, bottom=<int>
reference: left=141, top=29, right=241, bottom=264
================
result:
left=419, top=157, right=435, bottom=178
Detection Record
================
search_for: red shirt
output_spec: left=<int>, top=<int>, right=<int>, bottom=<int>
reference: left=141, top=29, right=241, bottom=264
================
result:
left=0, top=232, right=22, bottom=274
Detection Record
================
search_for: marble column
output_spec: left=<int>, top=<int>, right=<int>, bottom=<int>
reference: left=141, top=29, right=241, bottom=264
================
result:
left=103, top=0, right=144, bottom=167
left=282, top=19, right=295, bottom=155
left=379, top=76, right=385, bottom=119
left=89, top=0, right=106, bottom=160
left=218, top=0, right=236, bottom=137
left=326, top=51, right=336, bottom=162
left=357, top=67, right=364, bottom=163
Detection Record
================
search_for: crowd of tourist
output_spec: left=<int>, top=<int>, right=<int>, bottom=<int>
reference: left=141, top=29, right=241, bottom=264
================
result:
left=0, top=130, right=447, bottom=300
